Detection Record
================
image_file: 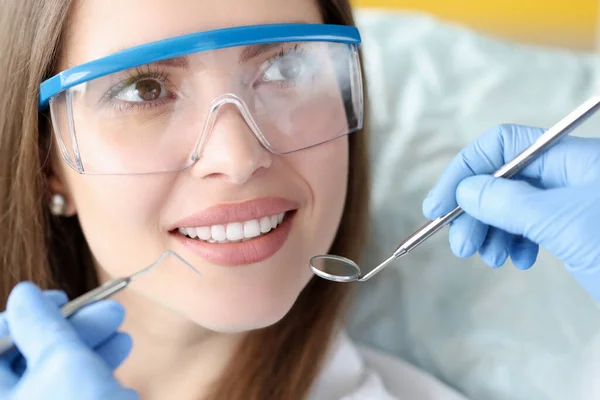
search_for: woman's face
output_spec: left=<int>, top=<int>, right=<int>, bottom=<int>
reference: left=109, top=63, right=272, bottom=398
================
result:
left=54, top=0, right=349, bottom=332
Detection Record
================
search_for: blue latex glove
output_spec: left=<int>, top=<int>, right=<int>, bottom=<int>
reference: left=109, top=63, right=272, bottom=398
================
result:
left=0, top=282, right=138, bottom=400
left=422, top=124, right=600, bottom=301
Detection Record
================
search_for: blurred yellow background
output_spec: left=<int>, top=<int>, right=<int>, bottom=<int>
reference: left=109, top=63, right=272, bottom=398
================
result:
left=351, top=0, right=599, bottom=50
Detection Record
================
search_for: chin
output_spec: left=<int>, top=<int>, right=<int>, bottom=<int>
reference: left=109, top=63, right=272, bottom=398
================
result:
left=177, top=287, right=301, bottom=333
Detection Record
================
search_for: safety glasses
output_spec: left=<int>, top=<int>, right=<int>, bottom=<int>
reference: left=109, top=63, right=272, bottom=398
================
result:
left=40, top=24, right=363, bottom=175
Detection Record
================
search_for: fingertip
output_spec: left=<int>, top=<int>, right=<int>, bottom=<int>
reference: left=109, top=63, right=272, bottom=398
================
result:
left=73, top=299, right=125, bottom=323
left=514, top=258, right=535, bottom=270
left=124, top=388, right=141, bottom=400
left=7, top=282, right=44, bottom=313
left=96, top=332, right=133, bottom=370
left=478, top=228, right=511, bottom=269
left=448, top=215, right=488, bottom=258
left=102, top=299, right=125, bottom=316
left=481, top=250, right=509, bottom=269
left=509, top=237, right=539, bottom=270
left=43, top=290, right=69, bottom=306
left=449, top=232, right=470, bottom=258
left=95, top=300, right=126, bottom=326
left=422, top=190, right=440, bottom=219
left=8, top=281, right=38, bottom=298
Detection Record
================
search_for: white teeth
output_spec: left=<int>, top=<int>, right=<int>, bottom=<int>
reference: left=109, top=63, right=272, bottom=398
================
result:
left=196, top=226, right=211, bottom=240
left=259, top=216, right=272, bottom=233
left=180, top=212, right=287, bottom=243
left=178, top=227, right=198, bottom=238
left=226, top=222, right=244, bottom=241
left=211, top=225, right=227, bottom=242
left=243, top=219, right=261, bottom=238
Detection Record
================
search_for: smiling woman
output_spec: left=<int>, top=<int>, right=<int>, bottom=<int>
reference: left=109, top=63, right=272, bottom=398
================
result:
left=0, top=0, right=371, bottom=398
left=0, top=0, right=470, bottom=399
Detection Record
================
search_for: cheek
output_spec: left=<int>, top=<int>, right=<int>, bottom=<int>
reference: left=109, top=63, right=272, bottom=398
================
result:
left=302, top=137, right=349, bottom=252
left=65, top=172, right=175, bottom=277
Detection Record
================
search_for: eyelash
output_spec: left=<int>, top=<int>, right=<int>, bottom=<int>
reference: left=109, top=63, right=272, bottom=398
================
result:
left=260, top=45, right=306, bottom=88
left=102, top=66, right=172, bottom=111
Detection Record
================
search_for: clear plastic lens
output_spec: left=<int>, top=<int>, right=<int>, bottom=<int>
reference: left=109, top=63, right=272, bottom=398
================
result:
left=49, top=42, right=363, bottom=175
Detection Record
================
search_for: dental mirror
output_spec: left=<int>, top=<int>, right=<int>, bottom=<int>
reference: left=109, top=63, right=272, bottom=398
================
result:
left=310, top=95, right=600, bottom=283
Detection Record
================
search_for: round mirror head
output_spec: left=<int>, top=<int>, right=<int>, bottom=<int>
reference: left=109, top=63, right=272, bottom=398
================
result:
left=309, top=255, right=362, bottom=283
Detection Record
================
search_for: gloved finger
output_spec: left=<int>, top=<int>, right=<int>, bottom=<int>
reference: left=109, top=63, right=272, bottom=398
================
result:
left=6, top=282, right=82, bottom=368
left=456, top=175, right=548, bottom=240
left=456, top=175, right=596, bottom=254
left=0, top=290, right=70, bottom=391
left=478, top=227, right=511, bottom=268
left=95, top=332, right=133, bottom=370
left=509, top=236, right=539, bottom=270
left=43, top=290, right=69, bottom=307
left=3, top=297, right=125, bottom=377
left=69, top=300, right=125, bottom=350
left=5, top=293, right=124, bottom=353
left=0, top=290, right=67, bottom=338
left=448, top=214, right=488, bottom=258
left=0, top=312, right=19, bottom=381
left=0, top=308, right=20, bottom=392
left=0, top=360, right=17, bottom=392
left=423, top=125, right=600, bottom=220
left=104, top=387, right=140, bottom=400
left=0, top=290, right=70, bottom=375
left=423, top=125, right=528, bottom=219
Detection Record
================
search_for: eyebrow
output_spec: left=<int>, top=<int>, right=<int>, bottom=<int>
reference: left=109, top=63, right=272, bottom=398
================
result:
left=139, top=44, right=280, bottom=69
left=238, top=43, right=283, bottom=63
left=151, top=56, right=189, bottom=69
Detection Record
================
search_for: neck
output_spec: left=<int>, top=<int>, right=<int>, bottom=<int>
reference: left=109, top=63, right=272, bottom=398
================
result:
left=111, top=290, right=244, bottom=400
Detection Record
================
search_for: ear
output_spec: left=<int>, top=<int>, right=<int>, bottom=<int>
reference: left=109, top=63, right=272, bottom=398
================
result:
left=47, top=157, right=77, bottom=217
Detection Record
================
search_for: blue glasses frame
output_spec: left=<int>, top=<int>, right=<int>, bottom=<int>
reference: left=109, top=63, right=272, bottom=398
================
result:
left=38, top=23, right=361, bottom=110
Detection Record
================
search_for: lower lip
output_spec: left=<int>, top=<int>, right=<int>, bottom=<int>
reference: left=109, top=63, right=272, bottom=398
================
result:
left=172, top=211, right=296, bottom=266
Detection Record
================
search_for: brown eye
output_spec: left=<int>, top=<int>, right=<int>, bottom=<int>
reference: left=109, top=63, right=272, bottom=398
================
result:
left=135, top=79, right=162, bottom=101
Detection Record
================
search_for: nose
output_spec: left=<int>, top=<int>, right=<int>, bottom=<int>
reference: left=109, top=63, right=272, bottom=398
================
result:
left=189, top=100, right=272, bottom=183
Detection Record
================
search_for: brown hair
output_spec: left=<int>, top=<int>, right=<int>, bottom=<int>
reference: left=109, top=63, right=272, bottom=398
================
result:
left=0, top=1, right=370, bottom=399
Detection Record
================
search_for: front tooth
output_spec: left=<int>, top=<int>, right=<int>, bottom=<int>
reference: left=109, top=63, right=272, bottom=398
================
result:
left=211, top=225, right=227, bottom=241
left=259, top=216, right=272, bottom=233
left=188, top=228, right=199, bottom=238
left=277, top=213, right=284, bottom=224
left=196, top=226, right=211, bottom=240
left=226, top=222, right=244, bottom=241
left=244, top=219, right=261, bottom=238
left=270, top=215, right=278, bottom=228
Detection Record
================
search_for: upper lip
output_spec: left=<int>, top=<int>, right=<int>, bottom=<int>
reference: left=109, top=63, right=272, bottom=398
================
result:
left=171, top=197, right=299, bottom=229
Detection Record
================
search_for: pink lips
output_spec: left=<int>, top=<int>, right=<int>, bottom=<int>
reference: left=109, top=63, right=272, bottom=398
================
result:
left=170, top=197, right=299, bottom=266
left=171, top=197, right=299, bottom=228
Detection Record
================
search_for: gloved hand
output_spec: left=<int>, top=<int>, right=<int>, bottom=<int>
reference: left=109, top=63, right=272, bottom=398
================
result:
left=0, top=282, right=139, bottom=400
left=422, top=124, right=600, bottom=301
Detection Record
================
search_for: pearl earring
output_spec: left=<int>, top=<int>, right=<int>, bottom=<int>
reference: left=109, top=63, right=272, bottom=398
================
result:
left=50, top=194, right=66, bottom=216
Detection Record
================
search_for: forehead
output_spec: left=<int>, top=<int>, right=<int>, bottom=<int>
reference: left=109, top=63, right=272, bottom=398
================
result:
left=62, top=0, right=323, bottom=68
